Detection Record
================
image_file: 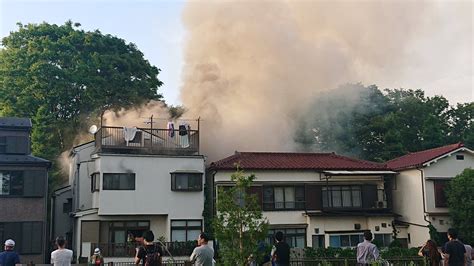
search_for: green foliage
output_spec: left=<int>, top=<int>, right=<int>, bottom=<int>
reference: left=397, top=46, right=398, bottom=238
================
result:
left=296, top=84, right=473, bottom=161
left=428, top=224, right=442, bottom=246
left=304, top=246, right=419, bottom=259
left=0, top=21, right=163, bottom=189
left=213, top=167, right=269, bottom=266
left=446, top=168, right=474, bottom=243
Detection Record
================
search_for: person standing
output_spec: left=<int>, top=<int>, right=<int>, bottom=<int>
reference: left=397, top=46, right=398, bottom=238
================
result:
left=356, top=231, right=380, bottom=265
left=0, top=239, right=20, bottom=266
left=418, top=240, right=442, bottom=266
left=271, top=231, right=290, bottom=266
left=89, top=248, right=104, bottom=266
left=190, top=232, right=214, bottom=266
left=51, top=236, right=73, bottom=266
left=464, top=244, right=473, bottom=266
left=443, top=228, right=466, bottom=266
left=135, top=230, right=162, bottom=266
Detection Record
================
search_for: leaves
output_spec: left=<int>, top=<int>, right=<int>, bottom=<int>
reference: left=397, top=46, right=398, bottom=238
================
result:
left=213, top=167, right=269, bottom=266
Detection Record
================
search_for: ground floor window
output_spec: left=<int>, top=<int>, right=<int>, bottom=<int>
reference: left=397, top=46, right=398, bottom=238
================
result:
left=312, top=235, right=325, bottom=248
left=0, top=222, right=42, bottom=254
left=171, top=220, right=202, bottom=242
left=267, top=228, right=306, bottom=248
left=329, top=234, right=363, bottom=247
left=107, top=221, right=150, bottom=244
left=374, top=233, right=393, bottom=247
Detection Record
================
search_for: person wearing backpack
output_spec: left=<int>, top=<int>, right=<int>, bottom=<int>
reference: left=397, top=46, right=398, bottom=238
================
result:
left=135, top=230, right=163, bottom=266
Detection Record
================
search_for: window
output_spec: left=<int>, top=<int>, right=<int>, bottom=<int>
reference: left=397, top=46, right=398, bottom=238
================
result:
left=91, top=173, right=100, bottom=192
left=267, top=228, right=306, bottom=248
left=0, top=136, right=29, bottom=154
left=103, top=173, right=135, bottom=190
left=456, top=155, right=464, bottom=160
left=63, top=198, right=72, bottom=213
left=0, top=171, right=24, bottom=196
left=106, top=221, right=149, bottom=244
left=0, top=222, right=43, bottom=254
left=329, top=234, right=363, bottom=247
left=434, top=180, right=448, bottom=207
left=0, top=137, right=6, bottom=153
left=312, top=235, right=325, bottom=248
left=322, top=186, right=362, bottom=208
left=171, top=220, right=202, bottom=242
left=171, top=172, right=202, bottom=191
left=374, top=234, right=392, bottom=247
left=263, top=186, right=305, bottom=210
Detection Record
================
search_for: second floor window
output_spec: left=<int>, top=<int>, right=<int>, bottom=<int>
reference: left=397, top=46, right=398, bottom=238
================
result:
left=322, top=186, right=362, bottom=208
left=103, top=173, right=135, bottom=190
left=0, top=171, right=23, bottom=196
left=434, top=180, right=448, bottom=207
left=263, top=186, right=305, bottom=210
left=171, top=172, right=203, bottom=191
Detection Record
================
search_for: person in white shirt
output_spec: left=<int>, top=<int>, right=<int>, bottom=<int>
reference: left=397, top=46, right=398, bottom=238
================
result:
left=51, top=236, right=73, bottom=266
left=357, top=231, right=380, bottom=265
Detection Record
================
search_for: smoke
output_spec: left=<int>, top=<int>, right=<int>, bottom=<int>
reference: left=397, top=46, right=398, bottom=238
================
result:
left=102, top=101, right=175, bottom=129
left=180, top=0, right=472, bottom=161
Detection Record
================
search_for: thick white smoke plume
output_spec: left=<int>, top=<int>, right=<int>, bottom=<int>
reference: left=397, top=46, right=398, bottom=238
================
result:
left=180, top=0, right=472, bottom=161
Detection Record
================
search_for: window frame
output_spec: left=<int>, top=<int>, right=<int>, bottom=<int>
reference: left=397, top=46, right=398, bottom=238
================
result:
left=170, top=219, right=202, bottom=242
left=322, top=186, right=362, bottom=209
left=0, top=170, right=24, bottom=197
left=262, top=185, right=305, bottom=211
left=434, top=180, right=449, bottom=208
left=103, top=173, right=136, bottom=191
left=171, top=172, right=203, bottom=191
left=329, top=233, right=363, bottom=248
left=267, top=228, right=307, bottom=248
left=374, top=233, right=393, bottom=247
left=91, top=172, right=100, bottom=192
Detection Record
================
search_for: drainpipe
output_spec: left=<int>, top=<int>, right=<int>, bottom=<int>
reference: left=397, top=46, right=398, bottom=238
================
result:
left=417, top=168, right=430, bottom=224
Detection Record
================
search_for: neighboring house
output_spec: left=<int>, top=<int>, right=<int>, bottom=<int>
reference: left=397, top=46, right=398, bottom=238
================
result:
left=210, top=152, right=401, bottom=249
left=0, top=117, right=50, bottom=263
left=51, top=185, right=73, bottom=246
left=64, top=124, right=205, bottom=261
left=387, top=143, right=474, bottom=248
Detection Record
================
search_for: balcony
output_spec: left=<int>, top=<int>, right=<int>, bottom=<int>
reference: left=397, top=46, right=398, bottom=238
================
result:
left=95, top=126, right=199, bottom=156
left=91, top=241, right=197, bottom=257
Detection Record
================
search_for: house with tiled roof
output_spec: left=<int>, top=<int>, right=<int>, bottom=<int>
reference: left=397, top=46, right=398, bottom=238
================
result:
left=210, top=152, right=401, bottom=249
left=387, top=143, right=473, bottom=247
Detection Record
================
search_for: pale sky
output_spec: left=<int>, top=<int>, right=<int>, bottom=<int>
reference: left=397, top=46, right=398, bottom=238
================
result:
left=1, top=0, right=473, bottom=105
left=0, top=0, right=186, bottom=105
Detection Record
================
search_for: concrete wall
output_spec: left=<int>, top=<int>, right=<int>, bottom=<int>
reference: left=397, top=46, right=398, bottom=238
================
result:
left=52, top=187, right=72, bottom=239
left=96, top=154, right=204, bottom=217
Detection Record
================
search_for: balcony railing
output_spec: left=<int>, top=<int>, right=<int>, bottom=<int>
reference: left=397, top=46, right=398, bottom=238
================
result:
left=95, top=126, right=199, bottom=155
left=91, top=241, right=197, bottom=258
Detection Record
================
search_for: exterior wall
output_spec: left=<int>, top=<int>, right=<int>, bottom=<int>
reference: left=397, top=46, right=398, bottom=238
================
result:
left=52, top=188, right=73, bottom=240
left=96, top=154, right=204, bottom=217
left=71, top=143, right=96, bottom=211
left=307, top=216, right=394, bottom=247
left=424, top=150, right=474, bottom=213
left=215, top=171, right=385, bottom=183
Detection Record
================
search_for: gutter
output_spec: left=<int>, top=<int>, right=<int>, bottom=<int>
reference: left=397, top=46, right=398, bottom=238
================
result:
left=417, top=168, right=430, bottom=224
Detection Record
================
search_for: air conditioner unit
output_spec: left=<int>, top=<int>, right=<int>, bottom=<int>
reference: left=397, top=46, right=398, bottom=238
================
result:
left=375, top=200, right=387, bottom=208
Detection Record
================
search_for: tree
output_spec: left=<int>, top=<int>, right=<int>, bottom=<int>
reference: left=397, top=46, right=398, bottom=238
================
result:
left=446, top=168, right=474, bottom=244
left=213, top=167, right=269, bottom=265
left=0, top=21, right=163, bottom=187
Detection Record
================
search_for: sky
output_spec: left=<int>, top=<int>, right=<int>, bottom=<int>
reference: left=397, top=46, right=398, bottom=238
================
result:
left=0, top=0, right=186, bottom=105
left=0, top=0, right=473, bottom=106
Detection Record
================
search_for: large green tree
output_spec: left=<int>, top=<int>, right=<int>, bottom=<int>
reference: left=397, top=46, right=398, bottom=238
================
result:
left=446, top=168, right=474, bottom=244
left=214, top=168, right=269, bottom=265
left=0, top=21, right=163, bottom=185
left=295, top=84, right=472, bottom=161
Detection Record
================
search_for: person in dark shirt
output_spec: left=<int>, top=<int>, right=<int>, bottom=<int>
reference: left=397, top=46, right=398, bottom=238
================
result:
left=134, top=230, right=162, bottom=266
left=271, top=231, right=290, bottom=266
left=0, top=239, right=20, bottom=266
left=443, top=228, right=466, bottom=266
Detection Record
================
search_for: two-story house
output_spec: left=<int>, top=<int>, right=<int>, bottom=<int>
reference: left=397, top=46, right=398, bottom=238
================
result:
left=210, top=152, right=400, bottom=249
left=65, top=123, right=205, bottom=261
left=388, top=143, right=474, bottom=248
left=0, top=117, right=50, bottom=263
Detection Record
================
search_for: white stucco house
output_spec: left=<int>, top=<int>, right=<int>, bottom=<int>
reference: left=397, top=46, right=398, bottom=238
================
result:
left=210, top=152, right=400, bottom=249
left=387, top=143, right=474, bottom=248
left=64, top=124, right=205, bottom=261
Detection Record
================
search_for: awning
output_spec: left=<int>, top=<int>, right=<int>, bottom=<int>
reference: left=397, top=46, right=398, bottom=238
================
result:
left=323, top=170, right=397, bottom=175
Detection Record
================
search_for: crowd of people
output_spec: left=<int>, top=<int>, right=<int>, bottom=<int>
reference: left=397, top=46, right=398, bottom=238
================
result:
left=1, top=227, right=473, bottom=266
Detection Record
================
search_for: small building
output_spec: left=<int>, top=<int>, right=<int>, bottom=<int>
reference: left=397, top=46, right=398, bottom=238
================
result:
left=210, top=151, right=400, bottom=249
left=64, top=123, right=205, bottom=262
left=387, top=143, right=474, bottom=247
left=0, top=117, right=50, bottom=263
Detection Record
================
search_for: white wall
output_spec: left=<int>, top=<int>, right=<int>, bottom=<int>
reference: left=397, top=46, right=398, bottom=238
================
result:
left=97, top=154, right=205, bottom=218
left=71, top=143, right=96, bottom=211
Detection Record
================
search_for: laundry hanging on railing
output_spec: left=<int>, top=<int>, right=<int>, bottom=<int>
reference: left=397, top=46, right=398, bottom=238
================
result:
left=167, top=121, right=175, bottom=138
left=123, top=127, right=138, bottom=145
left=178, top=123, right=190, bottom=148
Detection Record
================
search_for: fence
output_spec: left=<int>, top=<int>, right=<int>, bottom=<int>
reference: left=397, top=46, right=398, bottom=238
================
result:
left=290, top=257, right=427, bottom=266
